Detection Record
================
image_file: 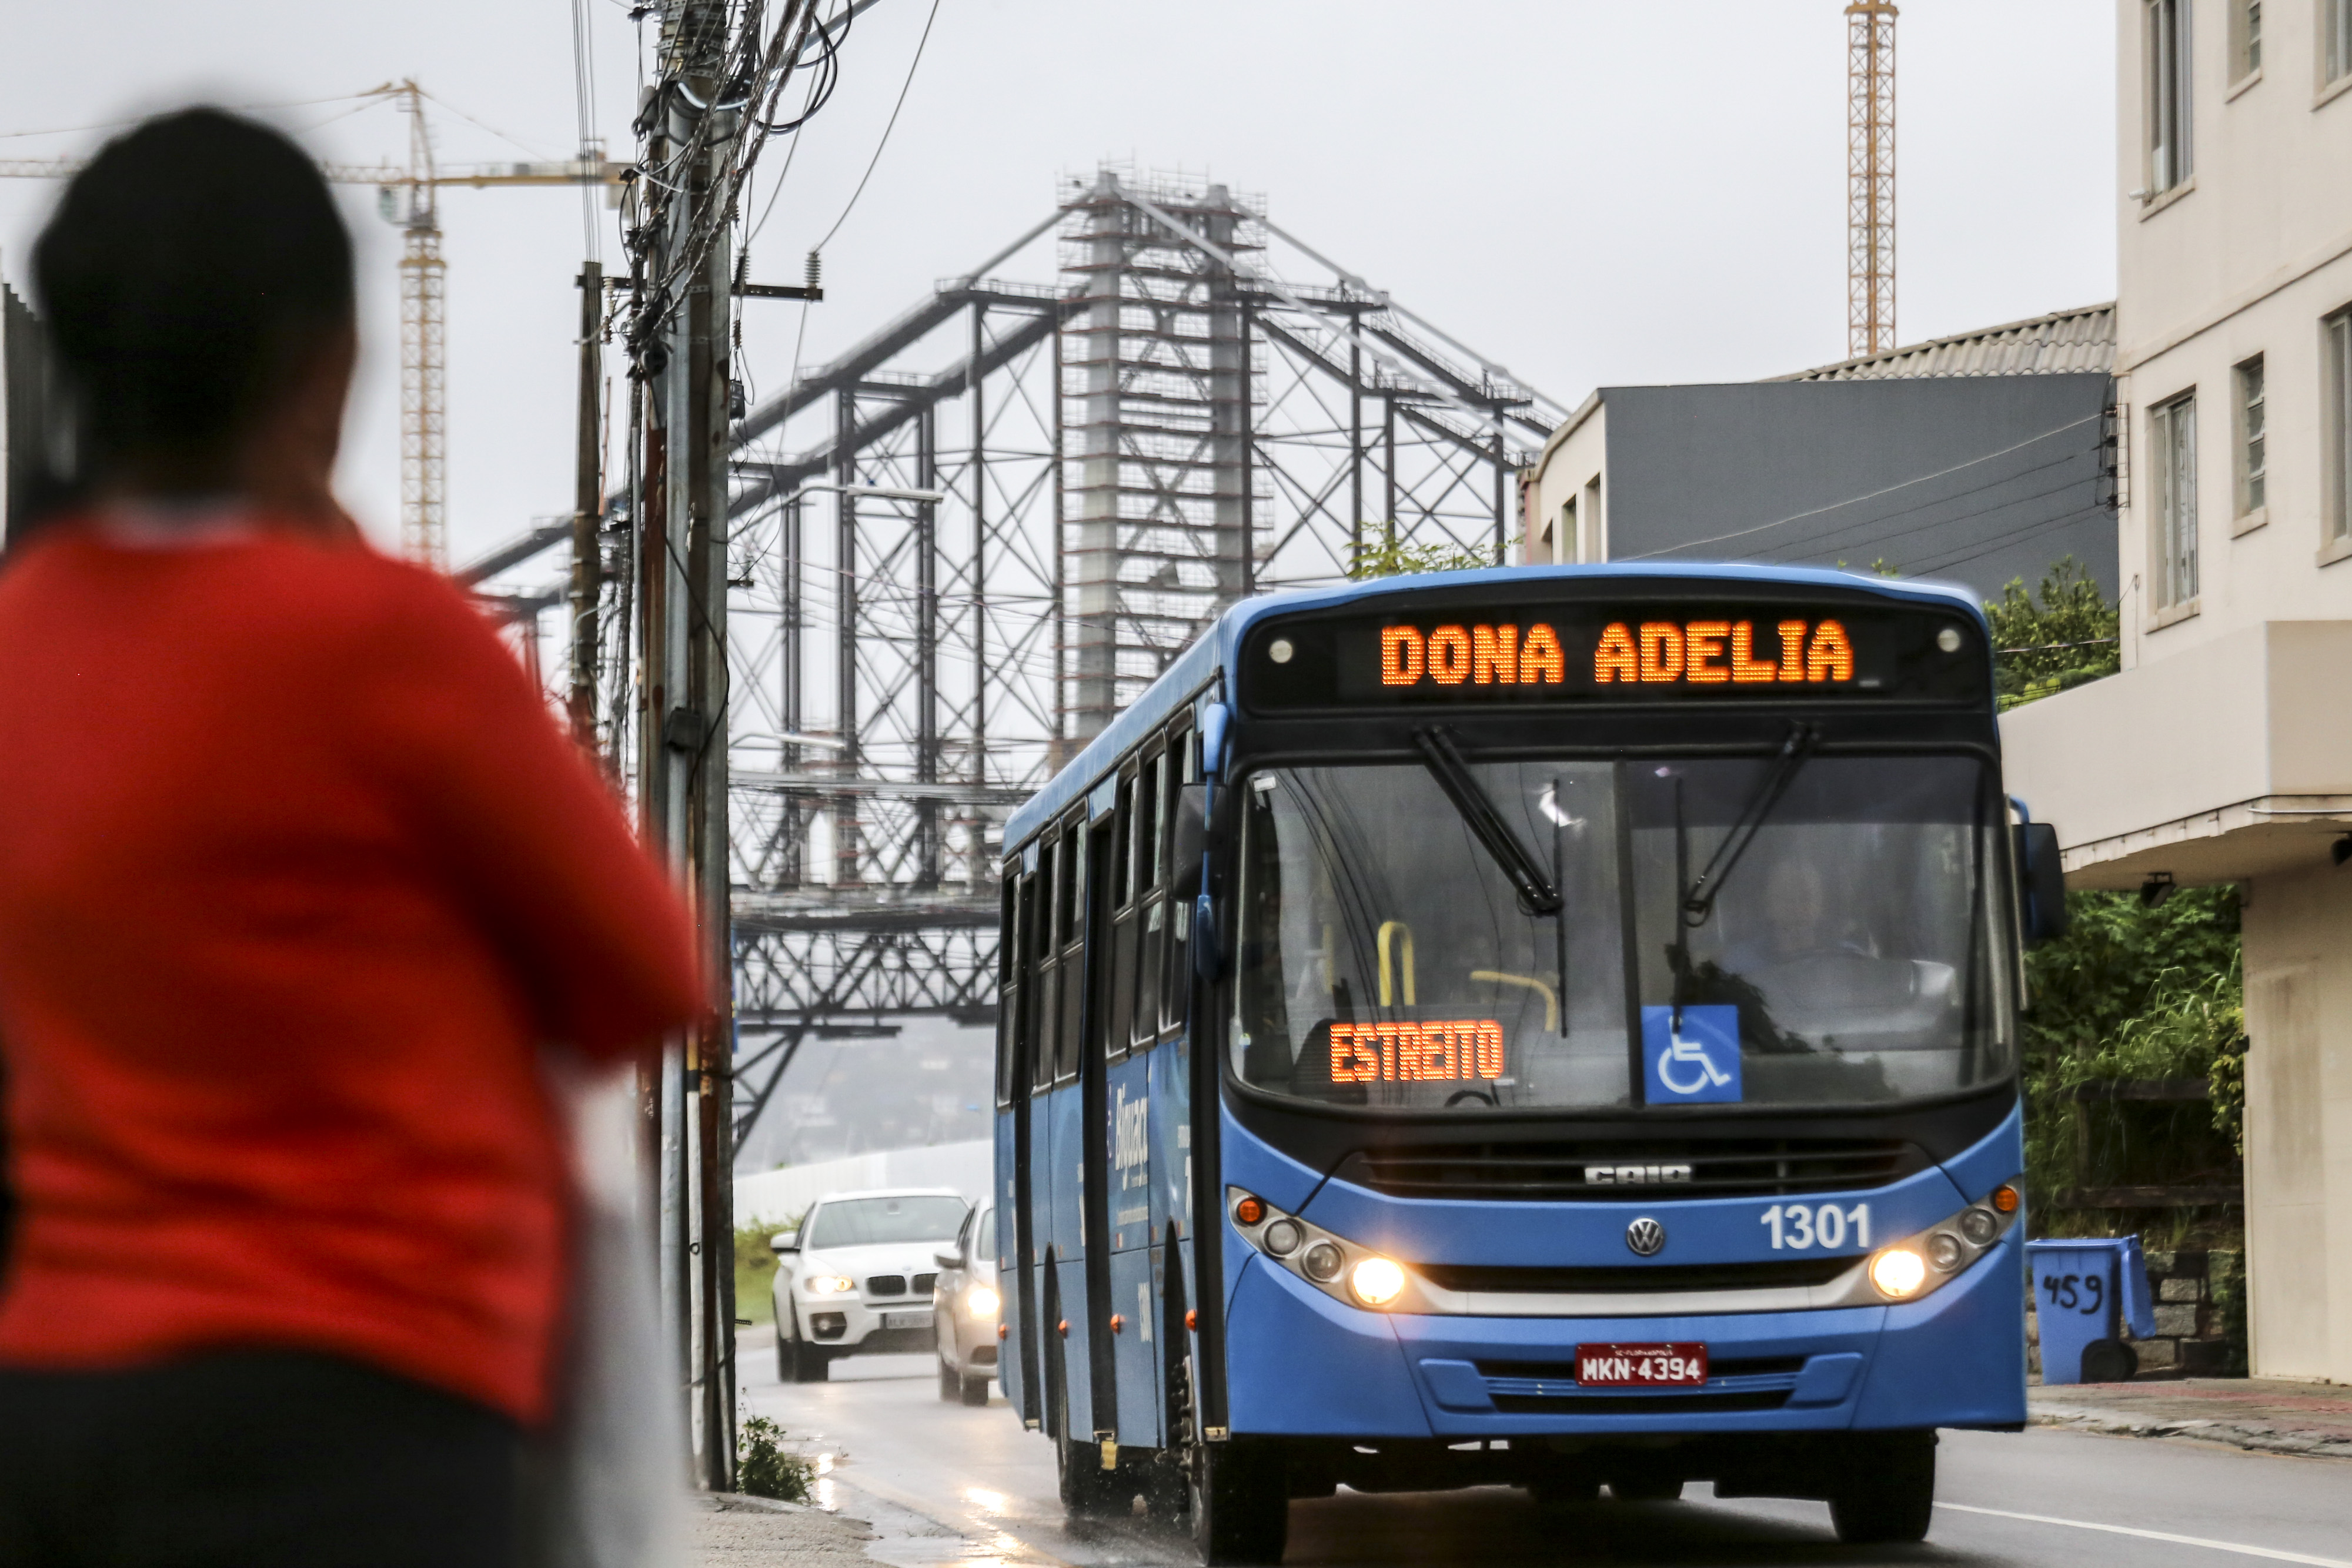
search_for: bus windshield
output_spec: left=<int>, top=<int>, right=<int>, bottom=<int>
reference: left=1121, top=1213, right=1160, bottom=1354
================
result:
left=1232, top=753, right=2013, bottom=1112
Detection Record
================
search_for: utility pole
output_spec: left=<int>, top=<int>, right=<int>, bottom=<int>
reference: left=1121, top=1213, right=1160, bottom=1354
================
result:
left=636, top=0, right=739, bottom=1493
left=570, top=262, right=603, bottom=747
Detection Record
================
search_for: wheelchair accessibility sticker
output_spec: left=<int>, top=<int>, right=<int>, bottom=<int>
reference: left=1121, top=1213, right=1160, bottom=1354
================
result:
left=1641, top=1006, right=1743, bottom=1104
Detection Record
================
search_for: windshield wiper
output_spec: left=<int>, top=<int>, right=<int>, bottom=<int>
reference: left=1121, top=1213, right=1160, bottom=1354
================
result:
left=1679, top=721, right=1816, bottom=928
left=1412, top=727, right=1562, bottom=915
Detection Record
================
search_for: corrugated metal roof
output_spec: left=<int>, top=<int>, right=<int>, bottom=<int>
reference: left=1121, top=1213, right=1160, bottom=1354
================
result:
left=1778, top=302, right=2114, bottom=382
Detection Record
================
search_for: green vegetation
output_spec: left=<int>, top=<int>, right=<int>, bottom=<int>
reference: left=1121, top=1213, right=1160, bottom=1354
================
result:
left=736, top=1415, right=815, bottom=1503
left=1986, top=557, right=2120, bottom=710
left=1347, top=521, right=1507, bottom=579
left=734, top=1216, right=801, bottom=1328
left=1997, top=560, right=2244, bottom=1246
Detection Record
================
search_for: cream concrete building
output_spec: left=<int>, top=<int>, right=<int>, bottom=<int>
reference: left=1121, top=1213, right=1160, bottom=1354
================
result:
left=2000, top=0, right=2352, bottom=1383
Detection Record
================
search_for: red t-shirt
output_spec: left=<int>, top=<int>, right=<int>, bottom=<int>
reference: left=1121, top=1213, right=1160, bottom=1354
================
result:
left=0, top=521, right=701, bottom=1424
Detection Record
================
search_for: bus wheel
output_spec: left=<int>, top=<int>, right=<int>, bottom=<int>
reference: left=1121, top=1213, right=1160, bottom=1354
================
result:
left=1054, top=1389, right=1124, bottom=1516
left=1610, top=1476, right=1683, bottom=1502
left=1828, top=1430, right=1936, bottom=1544
left=784, top=1317, right=830, bottom=1385
left=1528, top=1471, right=1600, bottom=1508
left=1189, top=1439, right=1288, bottom=1566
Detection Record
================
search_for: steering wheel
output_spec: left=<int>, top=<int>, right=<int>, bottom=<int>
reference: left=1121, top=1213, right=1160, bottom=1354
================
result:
left=1445, top=1088, right=1497, bottom=1108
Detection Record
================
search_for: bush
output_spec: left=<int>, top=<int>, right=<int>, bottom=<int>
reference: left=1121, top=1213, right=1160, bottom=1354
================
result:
left=1347, top=523, right=1506, bottom=579
left=734, top=1215, right=803, bottom=1327
left=2022, top=887, right=2246, bottom=1237
left=737, top=1415, right=815, bottom=1503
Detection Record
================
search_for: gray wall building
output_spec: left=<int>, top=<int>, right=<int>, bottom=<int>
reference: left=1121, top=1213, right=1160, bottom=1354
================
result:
left=1525, top=304, right=2116, bottom=604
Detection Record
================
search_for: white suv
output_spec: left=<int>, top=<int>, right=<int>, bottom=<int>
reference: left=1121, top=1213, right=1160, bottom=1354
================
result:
left=770, top=1188, right=971, bottom=1383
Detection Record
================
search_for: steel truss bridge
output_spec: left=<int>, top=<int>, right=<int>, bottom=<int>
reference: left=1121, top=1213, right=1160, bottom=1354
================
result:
left=716, top=168, right=1565, bottom=1144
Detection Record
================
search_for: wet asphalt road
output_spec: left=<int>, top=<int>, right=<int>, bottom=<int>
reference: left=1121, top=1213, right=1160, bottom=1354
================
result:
left=739, top=1341, right=2352, bottom=1568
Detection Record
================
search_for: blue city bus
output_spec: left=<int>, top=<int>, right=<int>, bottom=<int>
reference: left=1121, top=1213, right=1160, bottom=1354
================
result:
left=990, top=564, right=2065, bottom=1564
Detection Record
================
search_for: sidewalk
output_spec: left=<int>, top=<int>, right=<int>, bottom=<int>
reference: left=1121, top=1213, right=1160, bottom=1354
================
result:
left=689, top=1493, right=877, bottom=1567
left=2030, top=1378, right=2352, bottom=1459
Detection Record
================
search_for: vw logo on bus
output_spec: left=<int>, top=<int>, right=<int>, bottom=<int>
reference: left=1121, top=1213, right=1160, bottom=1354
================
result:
left=1625, top=1217, right=1667, bottom=1257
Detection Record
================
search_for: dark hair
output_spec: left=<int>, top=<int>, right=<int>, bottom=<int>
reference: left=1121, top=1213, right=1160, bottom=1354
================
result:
left=31, top=107, right=353, bottom=484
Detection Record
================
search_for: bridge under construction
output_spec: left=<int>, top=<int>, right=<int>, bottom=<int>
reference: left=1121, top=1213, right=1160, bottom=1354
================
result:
left=702, top=168, right=1565, bottom=1146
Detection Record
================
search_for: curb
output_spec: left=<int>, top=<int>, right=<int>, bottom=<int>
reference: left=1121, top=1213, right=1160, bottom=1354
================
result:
left=2030, top=1409, right=2352, bottom=1460
left=709, top=1491, right=813, bottom=1514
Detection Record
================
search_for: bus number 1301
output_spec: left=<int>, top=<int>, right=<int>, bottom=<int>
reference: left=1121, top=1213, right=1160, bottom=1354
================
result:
left=1759, top=1202, right=1871, bottom=1251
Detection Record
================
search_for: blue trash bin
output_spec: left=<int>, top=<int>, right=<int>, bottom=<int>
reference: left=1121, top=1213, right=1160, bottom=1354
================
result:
left=2026, top=1237, right=2157, bottom=1383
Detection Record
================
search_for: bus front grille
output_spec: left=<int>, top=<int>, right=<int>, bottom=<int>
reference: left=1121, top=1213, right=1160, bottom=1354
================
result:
left=1415, top=1258, right=1857, bottom=1295
left=1341, top=1138, right=1925, bottom=1201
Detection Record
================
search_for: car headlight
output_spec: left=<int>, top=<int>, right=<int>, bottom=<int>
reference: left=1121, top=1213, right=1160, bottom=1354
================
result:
left=801, top=1274, right=854, bottom=1296
left=1229, top=1188, right=1415, bottom=1313
left=1868, top=1183, right=2022, bottom=1303
left=965, top=1284, right=1000, bottom=1319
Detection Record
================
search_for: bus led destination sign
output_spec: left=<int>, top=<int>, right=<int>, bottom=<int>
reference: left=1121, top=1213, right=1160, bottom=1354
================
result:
left=1250, top=599, right=1983, bottom=710
left=1328, top=1019, right=1505, bottom=1084
left=1377, top=617, right=1856, bottom=690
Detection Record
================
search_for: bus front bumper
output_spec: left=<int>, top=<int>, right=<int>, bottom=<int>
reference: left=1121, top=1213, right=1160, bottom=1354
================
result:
left=1224, top=1225, right=2027, bottom=1440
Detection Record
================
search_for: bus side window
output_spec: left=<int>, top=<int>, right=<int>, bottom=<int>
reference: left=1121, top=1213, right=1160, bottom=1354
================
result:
left=1135, top=750, right=1164, bottom=1045
left=1057, top=818, right=1088, bottom=1081
left=1110, top=774, right=1142, bottom=1056
left=1162, top=724, right=1194, bottom=1030
left=1092, top=807, right=1134, bottom=1066
left=997, top=871, right=1023, bottom=1106
left=1034, top=839, right=1061, bottom=1090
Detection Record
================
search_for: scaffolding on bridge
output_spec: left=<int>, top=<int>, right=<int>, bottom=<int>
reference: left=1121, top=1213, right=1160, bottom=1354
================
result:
left=717, top=167, right=1566, bottom=1144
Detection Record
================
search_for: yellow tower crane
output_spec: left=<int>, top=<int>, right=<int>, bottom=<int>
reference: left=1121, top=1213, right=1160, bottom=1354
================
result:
left=0, top=83, right=624, bottom=570
left=1846, top=2, right=1898, bottom=360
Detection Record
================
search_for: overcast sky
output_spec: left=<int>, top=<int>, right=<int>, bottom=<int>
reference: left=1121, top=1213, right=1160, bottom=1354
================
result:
left=0, top=1, right=2116, bottom=570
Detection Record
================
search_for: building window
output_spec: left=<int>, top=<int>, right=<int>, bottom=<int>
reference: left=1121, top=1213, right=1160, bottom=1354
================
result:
left=2327, top=311, right=2352, bottom=540
left=2148, top=0, right=2194, bottom=193
left=1555, top=498, right=1575, bottom=564
left=2234, top=0, right=2263, bottom=79
left=2328, top=0, right=2352, bottom=85
left=1581, top=475, right=1602, bottom=561
left=2234, top=356, right=2267, bottom=517
left=2151, top=393, right=2200, bottom=608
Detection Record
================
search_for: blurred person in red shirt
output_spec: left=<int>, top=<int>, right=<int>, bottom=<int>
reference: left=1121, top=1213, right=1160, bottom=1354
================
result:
left=0, top=109, right=701, bottom=1566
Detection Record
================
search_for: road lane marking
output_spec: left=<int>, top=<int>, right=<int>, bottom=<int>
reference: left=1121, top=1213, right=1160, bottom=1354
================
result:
left=1939, top=1503, right=2352, bottom=1568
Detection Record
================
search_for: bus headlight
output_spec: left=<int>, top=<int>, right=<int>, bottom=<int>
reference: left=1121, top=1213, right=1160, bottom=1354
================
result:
left=1865, top=1184, right=2023, bottom=1304
left=1350, top=1256, right=1406, bottom=1307
left=965, top=1284, right=1000, bottom=1319
left=1869, top=1247, right=1929, bottom=1299
left=1226, top=1187, right=1417, bottom=1313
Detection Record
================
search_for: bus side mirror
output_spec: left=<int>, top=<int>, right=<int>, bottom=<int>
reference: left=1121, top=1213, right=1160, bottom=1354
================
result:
left=2013, top=823, right=2069, bottom=946
left=1171, top=784, right=1208, bottom=894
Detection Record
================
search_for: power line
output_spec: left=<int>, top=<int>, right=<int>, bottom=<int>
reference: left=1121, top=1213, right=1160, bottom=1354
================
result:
left=1615, top=411, right=2103, bottom=561
left=808, top=0, right=940, bottom=255
left=569, top=0, right=603, bottom=261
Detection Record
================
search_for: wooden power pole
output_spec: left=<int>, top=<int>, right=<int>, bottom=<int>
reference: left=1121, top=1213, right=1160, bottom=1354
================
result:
left=570, top=262, right=603, bottom=747
left=636, top=0, right=739, bottom=1493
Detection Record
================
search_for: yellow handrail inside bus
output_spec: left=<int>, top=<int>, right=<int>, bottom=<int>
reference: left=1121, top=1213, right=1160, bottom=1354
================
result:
left=1471, top=970, right=1559, bottom=1032
left=1377, top=921, right=1416, bottom=1007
